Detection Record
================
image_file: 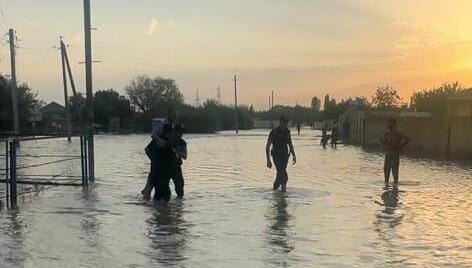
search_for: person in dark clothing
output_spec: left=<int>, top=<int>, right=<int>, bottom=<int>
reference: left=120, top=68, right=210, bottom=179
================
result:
left=266, top=115, right=297, bottom=192
left=171, top=124, right=187, bottom=198
left=296, top=124, right=301, bottom=136
left=331, top=122, right=338, bottom=148
left=321, top=123, right=328, bottom=148
left=147, top=124, right=177, bottom=202
left=380, top=118, right=409, bottom=184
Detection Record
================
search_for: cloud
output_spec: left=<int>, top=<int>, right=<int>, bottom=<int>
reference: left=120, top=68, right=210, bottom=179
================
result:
left=147, top=18, right=158, bottom=35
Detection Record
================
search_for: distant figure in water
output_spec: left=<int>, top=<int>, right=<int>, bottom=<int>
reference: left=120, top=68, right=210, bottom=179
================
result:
left=266, top=115, right=297, bottom=192
left=380, top=118, right=409, bottom=184
left=171, top=124, right=187, bottom=198
left=143, top=124, right=177, bottom=202
left=296, top=124, right=301, bottom=136
left=331, top=121, right=338, bottom=148
left=321, top=123, right=328, bottom=148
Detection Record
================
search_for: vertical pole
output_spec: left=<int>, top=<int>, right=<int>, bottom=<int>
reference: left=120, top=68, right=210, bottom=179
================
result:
left=60, top=38, right=72, bottom=142
left=84, top=135, right=89, bottom=183
left=271, top=90, right=274, bottom=129
left=63, top=44, right=77, bottom=96
left=5, top=140, right=9, bottom=207
left=9, top=29, right=19, bottom=135
left=80, top=136, right=85, bottom=185
left=233, top=75, right=239, bottom=134
left=9, top=140, right=17, bottom=207
left=84, top=0, right=95, bottom=180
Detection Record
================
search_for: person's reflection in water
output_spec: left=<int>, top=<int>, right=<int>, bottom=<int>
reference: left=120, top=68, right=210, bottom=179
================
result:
left=146, top=201, right=187, bottom=267
left=265, top=192, right=294, bottom=266
left=372, top=185, right=403, bottom=264
left=374, top=184, right=402, bottom=228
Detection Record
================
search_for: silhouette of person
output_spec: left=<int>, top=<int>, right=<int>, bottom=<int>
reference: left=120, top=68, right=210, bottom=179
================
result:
left=321, top=123, right=328, bottom=148
left=147, top=124, right=177, bottom=202
left=171, top=124, right=187, bottom=198
left=380, top=118, right=409, bottom=184
left=331, top=121, right=338, bottom=148
left=266, top=115, right=296, bottom=192
left=296, top=124, right=301, bottom=136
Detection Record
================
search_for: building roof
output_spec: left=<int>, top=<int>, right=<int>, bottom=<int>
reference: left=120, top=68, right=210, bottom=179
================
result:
left=39, top=102, right=65, bottom=114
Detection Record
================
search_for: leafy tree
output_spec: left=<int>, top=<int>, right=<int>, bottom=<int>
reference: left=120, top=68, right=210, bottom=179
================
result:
left=126, top=75, right=183, bottom=118
left=411, top=82, right=471, bottom=116
left=94, top=89, right=133, bottom=130
left=371, top=85, right=402, bottom=110
left=0, top=75, right=42, bottom=131
left=311, top=96, right=321, bottom=112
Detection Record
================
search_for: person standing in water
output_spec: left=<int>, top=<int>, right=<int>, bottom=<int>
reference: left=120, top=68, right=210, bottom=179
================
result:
left=147, top=124, right=178, bottom=202
left=266, top=115, right=297, bottom=192
left=380, top=118, right=409, bottom=184
left=321, top=123, right=328, bottom=148
left=331, top=121, right=338, bottom=148
left=171, top=124, right=187, bottom=198
left=296, top=124, right=301, bottom=136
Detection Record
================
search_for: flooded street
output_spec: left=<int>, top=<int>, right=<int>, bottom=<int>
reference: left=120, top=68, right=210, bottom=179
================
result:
left=0, top=129, right=471, bottom=267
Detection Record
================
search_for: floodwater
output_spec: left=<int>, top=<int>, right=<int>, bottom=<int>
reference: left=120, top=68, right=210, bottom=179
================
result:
left=0, top=129, right=471, bottom=267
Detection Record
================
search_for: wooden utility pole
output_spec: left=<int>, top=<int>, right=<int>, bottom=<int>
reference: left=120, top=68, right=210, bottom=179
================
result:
left=271, top=90, right=274, bottom=128
left=233, top=75, right=239, bottom=134
left=60, top=38, right=72, bottom=142
left=9, top=29, right=19, bottom=135
left=83, top=0, right=94, bottom=179
left=62, top=42, right=77, bottom=96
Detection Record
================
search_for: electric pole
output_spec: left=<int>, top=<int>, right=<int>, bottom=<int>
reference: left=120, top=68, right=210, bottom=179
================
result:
left=233, top=75, right=239, bottom=134
left=83, top=0, right=94, bottom=179
left=9, top=29, right=19, bottom=135
left=271, top=90, right=274, bottom=129
left=62, top=42, right=77, bottom=96
left=60, top=37, right=72, bottom=142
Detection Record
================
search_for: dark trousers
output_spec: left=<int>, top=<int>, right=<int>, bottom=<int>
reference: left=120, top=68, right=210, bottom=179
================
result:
left=272, top=154, right=289, bottom=190
left=384, top=152, right=400, bottom=183
left=172, top=166, right=184, bottom=197
left=153, top=176, right=172, bottom=202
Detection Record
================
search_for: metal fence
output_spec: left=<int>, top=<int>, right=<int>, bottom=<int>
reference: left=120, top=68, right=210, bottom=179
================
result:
left=1, top=134, right=92, bottom=208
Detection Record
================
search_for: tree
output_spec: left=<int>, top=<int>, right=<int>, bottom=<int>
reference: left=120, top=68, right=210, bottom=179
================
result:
left=311, top=96, right=321, bottom=112
left=371, top=85, right=402, bottom=110
left=94, top=89, right=133, bottom=130
left=0, top=75, right=42, bottom=131
left=125, top=75, right=183, bottom=118
left=411, top=82, right=471, bottom=116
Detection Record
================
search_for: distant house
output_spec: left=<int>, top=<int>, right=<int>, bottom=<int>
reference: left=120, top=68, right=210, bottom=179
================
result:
left=447, top=96, right=472, bottom=118
left=39, top=102, right=66, bottom=131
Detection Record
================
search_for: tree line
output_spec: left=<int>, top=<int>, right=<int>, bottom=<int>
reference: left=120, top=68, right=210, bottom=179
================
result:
left=1, top=73, right=469, bottom=134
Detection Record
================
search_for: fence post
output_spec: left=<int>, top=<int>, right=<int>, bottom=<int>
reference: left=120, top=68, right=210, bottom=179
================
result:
left=80, top=136, right=85, bottom=185
left=9, top=140, right=17, bottom=207
left=84, top=135, right=89, bottom=186
left=5, top=140, right=9, bottom=207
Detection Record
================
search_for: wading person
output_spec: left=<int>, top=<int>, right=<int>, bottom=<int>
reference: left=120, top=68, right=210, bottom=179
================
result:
left=171, top=124, right=187, bottom=198
left=380, top=118, right=409, bottom=184
left=266, top=115, right=297, bottom=192
left=147, top=124, right=177, bottom=202
left=331, top=122, right=338, bottom=148
left=321, top=123, right=328, bottom=148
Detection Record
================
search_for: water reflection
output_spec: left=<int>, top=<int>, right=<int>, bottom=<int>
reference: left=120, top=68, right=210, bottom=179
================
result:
left=146, top=201, right=187, bottom=266
left=265, top=192, right=294, bottom=266
left=80, top=185, right=100, bottom=248
left=375, top=185, right=402, bottom=226
left=1, top=211, right=27, bottom=267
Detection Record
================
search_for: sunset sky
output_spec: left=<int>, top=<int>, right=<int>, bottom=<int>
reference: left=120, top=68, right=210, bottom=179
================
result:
left=1, top=0, right=472, bottom=109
